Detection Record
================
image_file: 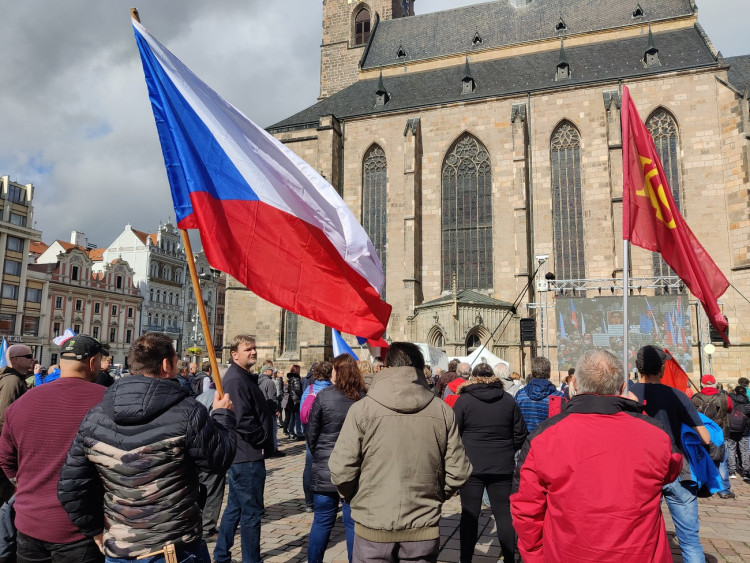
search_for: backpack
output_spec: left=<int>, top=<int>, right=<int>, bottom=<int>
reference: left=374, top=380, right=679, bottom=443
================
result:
left=692, top=393, right=723, bottom=422
left=190, top=373, right=208, bottom=396
left=728, top=409, right=748, bottom=434
left=300, top=390, right=317, bottom=424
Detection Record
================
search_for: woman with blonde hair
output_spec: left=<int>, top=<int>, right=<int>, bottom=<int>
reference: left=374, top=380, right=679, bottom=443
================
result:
left=356, top=359, right=374, bottom=389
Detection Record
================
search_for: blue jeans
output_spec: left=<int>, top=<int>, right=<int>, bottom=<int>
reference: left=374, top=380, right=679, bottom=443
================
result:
left=307, top=493, right=354, bottom=563
left=719, top=444, right=731, bottom=493
left=289, top=409, right=302, bottom=437
left=663, top=478, right=704, bottom=563
left=214, top=461, right=266, bottom=563
left=104, top=540, right=208, bottom=563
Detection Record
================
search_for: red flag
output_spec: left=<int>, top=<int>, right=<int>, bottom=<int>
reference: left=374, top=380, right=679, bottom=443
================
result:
left=621, top=86, right=729, bottom=342
left=660, top=349, right=690, bottom=394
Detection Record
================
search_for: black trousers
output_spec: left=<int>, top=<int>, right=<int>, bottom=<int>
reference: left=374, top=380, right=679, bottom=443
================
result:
left=459, top=474, right=515, bottom=563
left=199, top=470, right=227, bottom=537
left=16, top=532, right=102, bottom=563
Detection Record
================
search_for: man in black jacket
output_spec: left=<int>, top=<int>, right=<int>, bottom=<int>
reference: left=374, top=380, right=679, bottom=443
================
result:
left=214, top=334, right=274, bottom=563
left=57, top=332, right=236, bottom=561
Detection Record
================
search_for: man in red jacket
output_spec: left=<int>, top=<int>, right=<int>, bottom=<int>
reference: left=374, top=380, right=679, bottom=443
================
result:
left=511, top=349, right=682, bottom=562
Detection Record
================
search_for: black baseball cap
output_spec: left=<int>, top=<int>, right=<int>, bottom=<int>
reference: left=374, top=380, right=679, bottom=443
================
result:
left=636, top=345, right=671, bottom=375
left=60, top=335, right=105, bottom=361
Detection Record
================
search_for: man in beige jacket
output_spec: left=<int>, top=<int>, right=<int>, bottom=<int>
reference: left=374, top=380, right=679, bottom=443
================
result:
left=329, top=342, right=472, bottom=562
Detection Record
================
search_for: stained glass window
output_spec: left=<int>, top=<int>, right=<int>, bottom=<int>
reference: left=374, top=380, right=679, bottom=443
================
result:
left=442, top=134, right=493, bottom=291
left=551, top=122, right=585, bottom=281
left=284, top=310, right=298, bottom=353
left=647, top=109, right=681, bottom=292
left=363, top=145, right=387, bottom=298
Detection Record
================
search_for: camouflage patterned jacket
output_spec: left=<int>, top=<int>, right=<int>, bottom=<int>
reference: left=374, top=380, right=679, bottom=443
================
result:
left=57, top=374, right=236, bottom=558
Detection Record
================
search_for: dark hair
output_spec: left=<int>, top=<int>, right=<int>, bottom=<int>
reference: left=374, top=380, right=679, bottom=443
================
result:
left=312, top=361, right=333, bottom=381
left=739, top=377, right=750, bottom=387
left=471, top=362, right=494, bottom=378
left=229, top=334, right=255, bottom=353
left=128, top=333, right=175, bottom=376
left=201, top=361, right=211, bottom=372
left=448, top=359, right=459, bottom=372
left=531, top=356, right=552, bottom=379
left=568, top=368, right=575, bottom=376
left=385, top=342, right=425, bottom=371
left=333, top=354, right=365, bottom=401
left=736, top=385, right=747, bottom=395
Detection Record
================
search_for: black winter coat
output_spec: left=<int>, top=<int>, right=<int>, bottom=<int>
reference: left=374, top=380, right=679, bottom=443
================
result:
left=57, top=375, right=236, bottom=559
left=453, top=376, right=528, bottom=475
left=287, top=373, right=303, bottom=406
left=306, top=386, right=362, bottom=494
left=729, top=390, right=750, bottom=438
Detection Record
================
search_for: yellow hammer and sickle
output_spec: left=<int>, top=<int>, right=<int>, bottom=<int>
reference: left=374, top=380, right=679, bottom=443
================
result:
left=635, top=156, right=676, bottom=229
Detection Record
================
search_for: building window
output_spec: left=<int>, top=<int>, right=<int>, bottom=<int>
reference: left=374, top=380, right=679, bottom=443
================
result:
left=8, top=185, right=26, bottom=204
left=74, top=323, right=81, bottom=334
left=75, top=299, right=83, bottom=311
left=169, top=292, right=173, bottom=305
left=362, top=144, right=388, bottom=297
left=128, top=307, right=134, bottom=319
left=126, top=329, right=132, bottom=344
left=55, top=296, right=63, bottom=309
left=647, top=108, right=682, bottom=292
left=150, top=289, right=154, bottom=302
left=112, top=305, right=118, bottom=317
left=71, top=266, right=80, bottom=281
left=50, top=353, right=58, bottom=365
left=110, top=327, right=117, bottom=342
left=355, top=8, right=371, bottom=45
left=1, top=284, right=19, bottom=299
left=147, top=313, right=152, bottom=325
left=116, top=275, right=123, bottom=289
left=551, top=121, right=585, bottom=281
left=175, top=295, right=180, bottom=306
left=466, top=333, right=481, bottom=354
left=0, top=314, right=15, bottom=333
left=441, top=134, right=493, bottom=291
left=94, top=302, right=101, bottom=314
left=22, top=316, right=39, bottom=336
left=157, top=290, right=161, bottom=303
left=92, top=326, right=100, bottom=340
left=25, top=287, right=42, bottom=303
left=6, top=236, right=23, bottom=252
left=53, top=322, right=61, bottom=337
left=9, top=213, right=26, bottom=227
left=3, top=260, right=21, bottom=276
left=283, top=310, right=299, bottom=353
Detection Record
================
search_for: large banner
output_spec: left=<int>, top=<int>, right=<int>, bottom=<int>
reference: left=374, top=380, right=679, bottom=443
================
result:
left=556, top=295, right=692, bottom=373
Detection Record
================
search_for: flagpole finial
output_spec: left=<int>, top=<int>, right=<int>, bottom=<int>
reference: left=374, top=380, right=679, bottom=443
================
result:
left=130, top=7, right=141, bottom=23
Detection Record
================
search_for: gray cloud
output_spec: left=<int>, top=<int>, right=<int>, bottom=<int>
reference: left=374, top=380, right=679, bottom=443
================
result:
left=0, top=0, right=745, bottom=249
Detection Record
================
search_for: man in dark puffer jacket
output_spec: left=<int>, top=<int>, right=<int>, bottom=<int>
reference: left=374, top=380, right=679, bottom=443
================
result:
left=57, top=332, right=236, bottom=561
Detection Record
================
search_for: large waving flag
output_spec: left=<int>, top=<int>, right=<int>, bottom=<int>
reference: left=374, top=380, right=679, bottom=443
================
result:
left=53, top=328, right=76, bottom=346
left=622, top=85, right=728, bottom=342
left=132, top=19, right=391, bottom=338
left=332, top=329, right=358, bottom=360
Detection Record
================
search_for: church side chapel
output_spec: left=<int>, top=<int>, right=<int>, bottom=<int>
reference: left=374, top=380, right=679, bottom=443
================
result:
left=224, top=0, right=750, bottom=379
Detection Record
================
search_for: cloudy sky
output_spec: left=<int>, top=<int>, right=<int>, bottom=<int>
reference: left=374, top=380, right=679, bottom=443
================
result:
left=1, top=0, right=746, bottom=250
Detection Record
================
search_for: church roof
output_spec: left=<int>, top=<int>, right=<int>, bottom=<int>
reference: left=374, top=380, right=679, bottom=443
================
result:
left=416, top=289, right=513, bottom=310
left=361, top=0, right=694, bottom=69
left=270, top=26, right=716, bottom=132
left=726, top=55, right=750, bottom=94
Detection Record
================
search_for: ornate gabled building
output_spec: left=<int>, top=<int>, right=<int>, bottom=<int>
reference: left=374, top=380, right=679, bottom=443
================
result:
left=225, top=0, right=750, bottom=378
left=33, top=236, right=142, bottom=366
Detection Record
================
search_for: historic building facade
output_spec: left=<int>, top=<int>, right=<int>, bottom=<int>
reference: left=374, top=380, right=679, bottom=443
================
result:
left=224, top=0, right=750, bottom=378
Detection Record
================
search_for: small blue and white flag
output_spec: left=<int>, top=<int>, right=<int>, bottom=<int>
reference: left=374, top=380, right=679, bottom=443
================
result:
left=332, top=328, right=358, bottom=360
left=0, top=339, right=8, bottom=369
left=53, top=328, right=76, bottom=346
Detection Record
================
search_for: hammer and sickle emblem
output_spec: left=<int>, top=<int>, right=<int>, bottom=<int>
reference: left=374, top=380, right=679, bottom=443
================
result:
left=635, top=156, right=676, bottom=229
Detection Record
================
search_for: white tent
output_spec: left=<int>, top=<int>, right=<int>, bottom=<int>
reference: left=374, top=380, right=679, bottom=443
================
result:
left=457, top=347, right=510, bottom=369
left=415, top=344, right=450, bottom=371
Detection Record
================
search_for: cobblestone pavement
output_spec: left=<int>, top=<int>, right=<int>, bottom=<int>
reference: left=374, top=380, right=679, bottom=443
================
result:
left=207, top=433, right=750, bottom=562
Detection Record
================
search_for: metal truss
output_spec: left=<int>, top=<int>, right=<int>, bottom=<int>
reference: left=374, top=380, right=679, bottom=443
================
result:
left=538, top=276, right=684, bottom=294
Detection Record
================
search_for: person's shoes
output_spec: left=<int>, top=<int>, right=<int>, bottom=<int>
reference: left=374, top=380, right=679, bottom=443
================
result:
left=305, top=505, right=314, bottom=513
left=282, top=430, right=289, bottom=435
left=296, top=435, right=305, bottom=441
left=204, top=530, right=219, bottom=542
left=730, top=473, right=738, bottom=479
left=718, top=491, right=736, bottom=499
left=269, top=449, right=286, bottom=457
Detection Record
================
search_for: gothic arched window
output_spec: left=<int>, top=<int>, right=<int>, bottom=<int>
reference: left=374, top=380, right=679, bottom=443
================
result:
left=441, top=134, right=493, bottom=291
left=362, top=145, right=387, bottom=297
left=355, top=8, right=371, bottom=45
left=551, top=121, right=585, bottom=281
left=646, top=109, right=682, bottom=291
left=283, top=310, right=298, bottom=353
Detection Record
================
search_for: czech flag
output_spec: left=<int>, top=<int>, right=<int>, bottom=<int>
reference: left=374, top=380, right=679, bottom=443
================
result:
left=332, top=329, right=358, bottom=360
left=132, top=19, right=391, bottom=338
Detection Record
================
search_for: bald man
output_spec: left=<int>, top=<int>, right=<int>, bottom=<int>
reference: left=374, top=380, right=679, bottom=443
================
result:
left=0, top=343, right=33, bottom=501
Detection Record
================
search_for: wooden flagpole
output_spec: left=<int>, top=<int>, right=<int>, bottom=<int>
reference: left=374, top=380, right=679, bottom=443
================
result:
left=131, top=7, right=224, bottom=396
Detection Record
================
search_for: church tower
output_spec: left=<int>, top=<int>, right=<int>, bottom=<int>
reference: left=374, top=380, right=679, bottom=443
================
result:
left=320, top=0, right=415, bottom=99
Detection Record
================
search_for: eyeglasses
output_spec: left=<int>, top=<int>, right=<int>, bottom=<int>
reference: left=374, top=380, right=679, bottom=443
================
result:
left=10, top=354, right=34, bottom=359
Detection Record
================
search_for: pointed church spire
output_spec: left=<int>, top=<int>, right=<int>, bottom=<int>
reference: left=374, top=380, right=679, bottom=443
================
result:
left=463, top=56, right=473, bottom=81
left=462, top=57, right=476, bottom=94
left=558, top=40, right=568, bottom=65
left=643, top=24, right=661, bottom=67
left=375, top=70, right=390, bottom=106
left=556, top=40, right=570, bottom=81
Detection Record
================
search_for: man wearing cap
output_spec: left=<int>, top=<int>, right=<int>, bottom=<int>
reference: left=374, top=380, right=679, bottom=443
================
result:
left=0, top=335, right=106, bottom=561
left=692, top=374, right=735, bottom=499
left=57, top=332, right=236, bottom=562
left=630, top=345, right=710, bottom=563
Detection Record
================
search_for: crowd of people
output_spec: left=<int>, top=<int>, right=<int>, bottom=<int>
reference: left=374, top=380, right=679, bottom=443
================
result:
left=0, top=333, right=746, bottom=562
